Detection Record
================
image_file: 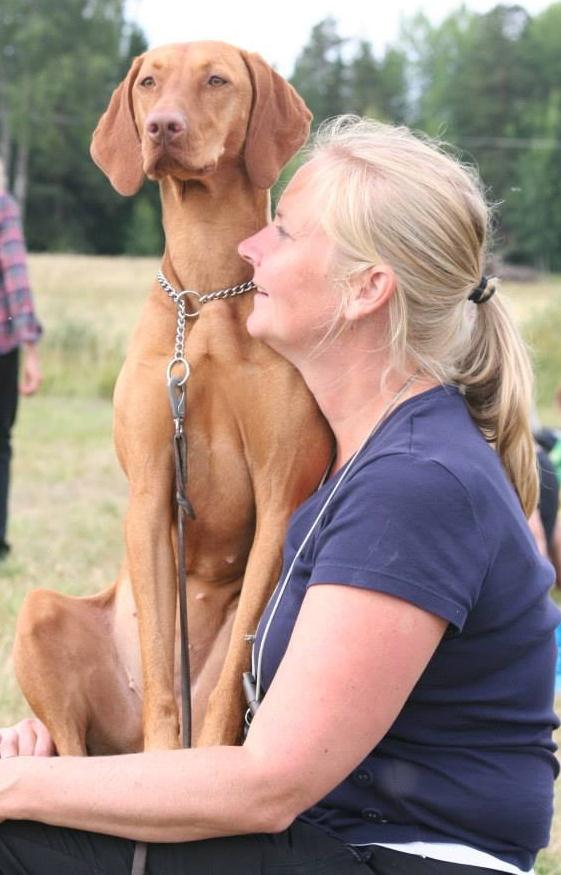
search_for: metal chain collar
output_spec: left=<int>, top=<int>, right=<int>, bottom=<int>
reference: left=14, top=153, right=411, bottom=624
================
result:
left=157, top=269, right=256, bottom=389
left=157, top=269, right=256, bottom=307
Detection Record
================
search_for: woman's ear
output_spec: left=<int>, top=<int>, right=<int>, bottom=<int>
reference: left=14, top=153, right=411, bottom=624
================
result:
left=344, top=265, right=397, bottom=322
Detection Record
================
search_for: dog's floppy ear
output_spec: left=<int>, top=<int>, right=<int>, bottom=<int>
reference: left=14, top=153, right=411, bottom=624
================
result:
left=241, top=51, right=312, bottom=190
left=90, top=55, right=145, bottom=196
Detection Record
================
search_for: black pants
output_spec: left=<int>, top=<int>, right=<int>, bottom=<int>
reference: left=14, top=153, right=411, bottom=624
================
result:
left=537, top=447, right=559, bottom=547
left=0, top=347, right=19, bottom=548
left=0, top=819, right=512, bottom=875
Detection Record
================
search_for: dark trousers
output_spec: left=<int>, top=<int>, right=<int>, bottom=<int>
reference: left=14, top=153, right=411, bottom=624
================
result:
left=537, top=447, right=559, bottom=546
left=0, top=820, right=366, bottom=874
left=0, top=819, right=512, bottom=875
left=0, top=347, right=19, bottom=548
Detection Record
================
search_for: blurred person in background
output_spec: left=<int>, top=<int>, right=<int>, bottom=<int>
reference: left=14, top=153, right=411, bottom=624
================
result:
left=532, top=396, right=561, bottom=585
left=529, top=446, right=561, bottom=585
left=534, top=385, right=561, bottom=484
left=0, top=159, right=42, bottom=560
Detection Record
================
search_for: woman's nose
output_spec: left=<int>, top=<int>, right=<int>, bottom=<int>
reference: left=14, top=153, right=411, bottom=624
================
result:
left=238, top=230, right=261, bottom=266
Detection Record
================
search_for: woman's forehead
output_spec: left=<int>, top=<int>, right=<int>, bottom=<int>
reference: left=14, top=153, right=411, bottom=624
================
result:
left=283, top=160, right=320, bottom=197
left=277, top=160, right=325, bottom=220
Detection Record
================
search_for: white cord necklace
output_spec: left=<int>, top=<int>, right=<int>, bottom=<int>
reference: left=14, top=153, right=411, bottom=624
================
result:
left=243, top=371, right=420, bottom=724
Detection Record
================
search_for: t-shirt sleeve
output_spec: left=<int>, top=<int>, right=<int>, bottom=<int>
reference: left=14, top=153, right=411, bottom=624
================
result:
left=307, top=453, right=490, bottom=631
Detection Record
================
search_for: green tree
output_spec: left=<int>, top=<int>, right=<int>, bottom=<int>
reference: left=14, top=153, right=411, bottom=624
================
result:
left=410, top=5, right=532, bottom=142
left=345, top=40, right=408, bottom=122
left=502, top=3, right=561, bottom=266
left=509, top=90, right=561, bottom=269
left=347, top=40, right=380, bottom=115
left=401, top=5, right=541, bottom=256
left=378, top=48, right=408, bottom=123
left=124, top=187, right=164, bottom=256
left=290, top=17, right=349, bottom=125
left=0, top=0, right=147, bottom=252
left=522, top=2, right=561, bottom=104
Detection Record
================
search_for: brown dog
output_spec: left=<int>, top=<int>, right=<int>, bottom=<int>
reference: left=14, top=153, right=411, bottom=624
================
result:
left=13, top=42, right=332, bottom=754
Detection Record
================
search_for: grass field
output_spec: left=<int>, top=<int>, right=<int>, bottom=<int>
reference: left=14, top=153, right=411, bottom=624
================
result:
left=0, top=255, right=560, bottom=871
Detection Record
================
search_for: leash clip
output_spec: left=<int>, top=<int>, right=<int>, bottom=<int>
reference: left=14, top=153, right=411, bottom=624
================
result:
left=242, top=671, right=260, bottom=717
left=167, top=359, right=190, bottom=434
left=167, top=374, right=186, bottom=436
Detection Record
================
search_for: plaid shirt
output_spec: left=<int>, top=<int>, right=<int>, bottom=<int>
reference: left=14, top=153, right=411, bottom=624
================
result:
left=0, top=191, right=42, bottom=354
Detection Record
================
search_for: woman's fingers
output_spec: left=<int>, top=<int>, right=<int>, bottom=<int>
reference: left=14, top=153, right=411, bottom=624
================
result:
left=31, top=720, right=56, bottom=757
left=0, top=719, right=55, bottom=758
left=0, top=727, right=20, bottom=759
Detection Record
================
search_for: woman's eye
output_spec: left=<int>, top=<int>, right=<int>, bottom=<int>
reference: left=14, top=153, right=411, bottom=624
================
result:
left=139, top=76, right=156, bottom=88
left=208, top=75, right=227, bottom=87
left=275, top=224, right=290, bottom=238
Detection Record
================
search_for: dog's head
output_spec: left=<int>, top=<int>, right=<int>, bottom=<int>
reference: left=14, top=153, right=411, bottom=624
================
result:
left=91, top=41, right=312, bottom=196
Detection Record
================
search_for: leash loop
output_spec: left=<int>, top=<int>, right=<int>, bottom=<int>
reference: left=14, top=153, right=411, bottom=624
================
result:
left=176, top=289, right=201, bottom=304
left=175, top=289, right=201, bottom=320
left=166, top=357, right=190, bottom=388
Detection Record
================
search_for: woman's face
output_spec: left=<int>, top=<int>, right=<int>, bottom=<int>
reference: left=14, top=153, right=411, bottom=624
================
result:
left=238, top=161, right=340, bottom=361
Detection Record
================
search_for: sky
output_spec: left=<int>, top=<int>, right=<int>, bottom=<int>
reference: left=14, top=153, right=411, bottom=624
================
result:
left=126, top=0, right=554, bottom=75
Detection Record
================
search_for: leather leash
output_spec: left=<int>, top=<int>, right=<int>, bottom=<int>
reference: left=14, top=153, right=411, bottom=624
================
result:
left=131, top=841, right=147, bottom=875
left=131, top=372, right=195, bottom=875
left=131, top=271, right=255, bottom=875
left=168, top=370, right=196, bottom=745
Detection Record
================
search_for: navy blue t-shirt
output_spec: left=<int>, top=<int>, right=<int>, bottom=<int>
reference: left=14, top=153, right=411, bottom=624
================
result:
left=253, top=385, right=560, bottom=870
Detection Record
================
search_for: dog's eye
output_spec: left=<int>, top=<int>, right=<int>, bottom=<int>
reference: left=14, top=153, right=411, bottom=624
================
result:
left=139, top=76, right=156, bottom=88
left=207, top=75, right=227, bottom=87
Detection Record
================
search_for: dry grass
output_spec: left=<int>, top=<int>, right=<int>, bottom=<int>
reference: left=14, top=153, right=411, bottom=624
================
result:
left=29, top=253, right=156, bottom=335
left=0, top=396, right=128, bottom=722
left=505, top=275, right=561, bottom=324
left=29, top=254, right=158, bottom=397
left=501, top=276, right=561, bottom=425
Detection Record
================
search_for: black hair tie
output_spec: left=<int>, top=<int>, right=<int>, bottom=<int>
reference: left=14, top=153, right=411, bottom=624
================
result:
left=468, top=275, right=495, bottom=304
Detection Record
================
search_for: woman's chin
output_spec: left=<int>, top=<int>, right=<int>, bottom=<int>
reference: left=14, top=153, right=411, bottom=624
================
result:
left=246, top=310, right=270, bottom=341
left=246, top=310, right=296, bottom=360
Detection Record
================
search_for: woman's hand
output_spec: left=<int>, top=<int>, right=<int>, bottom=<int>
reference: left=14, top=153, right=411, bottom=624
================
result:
left=0, top=719, right=56, bottom=758
left=19, top=344, right=42, bottom=396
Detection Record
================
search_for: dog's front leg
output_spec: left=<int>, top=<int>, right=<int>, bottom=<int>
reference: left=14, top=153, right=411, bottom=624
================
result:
left=195, top=505, right=288, bottom=747
left=126, top=486, right=180, bottom=751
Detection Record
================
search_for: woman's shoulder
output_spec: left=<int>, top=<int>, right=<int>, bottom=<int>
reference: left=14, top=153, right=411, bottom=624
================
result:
left=349, top=383, right=522, bottom=531
left=360, top=384, right=494, bottom=487
left=298, top=383, right=521, bottom=544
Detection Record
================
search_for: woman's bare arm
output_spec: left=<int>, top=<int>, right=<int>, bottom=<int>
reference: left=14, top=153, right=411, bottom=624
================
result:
left=0, top=585, right=446, bottom=842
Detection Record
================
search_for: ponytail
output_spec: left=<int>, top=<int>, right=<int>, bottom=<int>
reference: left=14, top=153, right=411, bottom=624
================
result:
left=458, top=286, right=538, bottom=516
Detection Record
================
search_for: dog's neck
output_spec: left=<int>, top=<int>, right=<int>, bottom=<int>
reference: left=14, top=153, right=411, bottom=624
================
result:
left=159, top=170, right=269, bottom=295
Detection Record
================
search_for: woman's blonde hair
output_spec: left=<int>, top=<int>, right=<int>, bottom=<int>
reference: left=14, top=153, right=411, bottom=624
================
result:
left=307, top=116, right=537, bottom=515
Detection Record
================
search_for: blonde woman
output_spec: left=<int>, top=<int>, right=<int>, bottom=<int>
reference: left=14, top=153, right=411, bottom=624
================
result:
left=0, top=118, right=557, bottom=875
